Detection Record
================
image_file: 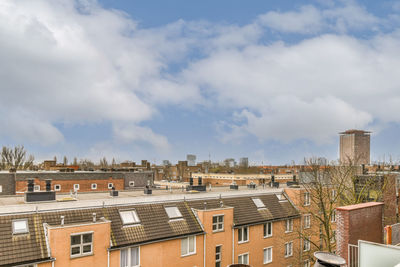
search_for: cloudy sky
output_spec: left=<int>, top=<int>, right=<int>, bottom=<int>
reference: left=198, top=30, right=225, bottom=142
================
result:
left=1, top=0, right=400, bottom=165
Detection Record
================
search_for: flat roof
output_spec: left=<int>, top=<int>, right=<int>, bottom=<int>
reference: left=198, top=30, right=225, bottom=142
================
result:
left=339, top=129, right=371, bottom=135
left=0, top=186, right=284, bottom=215
left=336, top=202, right=383, bottom=211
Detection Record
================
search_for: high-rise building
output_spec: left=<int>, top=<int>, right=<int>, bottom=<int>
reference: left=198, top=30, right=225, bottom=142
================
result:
left=239, top=157, right=249, bottom=168
left=186, top=154, right=196, bottom=166
left=339, top=129, right=371, bottom=165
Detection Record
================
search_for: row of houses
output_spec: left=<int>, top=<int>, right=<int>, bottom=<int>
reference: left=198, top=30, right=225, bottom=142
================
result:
left=0, top=171, right=154, bottom=195
left=0, top=187, right=324, bottom=267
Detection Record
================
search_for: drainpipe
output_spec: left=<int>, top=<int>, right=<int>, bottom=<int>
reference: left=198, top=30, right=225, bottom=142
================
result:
left=232, top=228, right=235, bottom=263
left=203, top=234, right=206, bottom=267
left=108, top=249, right=110, bottom=267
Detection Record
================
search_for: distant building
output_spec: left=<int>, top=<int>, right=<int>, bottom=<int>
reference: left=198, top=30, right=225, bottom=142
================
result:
left=239, top=157, right=249, bottom=168
left=186, top=154, right=196, bottom=166
left=162, top=160, right=171, bottom=166
left=340, top=129, right=371, bottom=165
left=224, top=158, right=236, bottom=168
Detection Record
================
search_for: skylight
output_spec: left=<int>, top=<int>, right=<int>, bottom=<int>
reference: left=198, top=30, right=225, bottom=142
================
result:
left=119, top=210, right=140, bottom=225
left=165, top=206, right=183, bottom=219
left=252, top=198, right=266, bottom=209
left=12, top=219, right=29, bottom=234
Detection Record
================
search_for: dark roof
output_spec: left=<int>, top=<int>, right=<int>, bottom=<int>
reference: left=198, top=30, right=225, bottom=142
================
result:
left=188, top=194, right=299, bottom=227
left=0, top=193, right=299, bottom=266
left=339, top=129, right=371, bottom=135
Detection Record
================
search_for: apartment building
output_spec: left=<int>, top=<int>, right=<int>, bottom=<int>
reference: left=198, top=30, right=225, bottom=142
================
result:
left=0, top=191, right=302, bottom=267
left=192, top=173, right=295, bottom=186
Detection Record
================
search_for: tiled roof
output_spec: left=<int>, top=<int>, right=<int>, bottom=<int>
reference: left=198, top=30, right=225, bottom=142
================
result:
left=0, top=193, right=299, bottom=266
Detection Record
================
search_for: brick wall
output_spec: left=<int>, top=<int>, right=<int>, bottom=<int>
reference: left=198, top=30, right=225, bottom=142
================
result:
left=0, top=173, right=15, bottom=195
left=336, top=202, right=383, bottom=263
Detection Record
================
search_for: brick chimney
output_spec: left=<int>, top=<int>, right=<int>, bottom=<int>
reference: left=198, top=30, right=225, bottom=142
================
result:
left=336, top=202, right=384, bottom=264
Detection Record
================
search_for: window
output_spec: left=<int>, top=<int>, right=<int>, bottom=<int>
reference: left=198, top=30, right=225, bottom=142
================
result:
left=252, top=198, right=266, bottom=209
left=263, top=222, right=272, bottom=238
left=215, top=245, right=222, bottom=267
left=304, top=214, right=311, bottom=229
left=238, top=253, right=249, bottom=264
left=121, top=247, right=139, bottom=267
left=91, top=183, right=97, bottom=190
left=285, top=219, right=293, bottom=233
left=70, top=232, right=93, bottom=257
left=331, top=189, right=336, bottom=199
left=12, top=219, right=29, bottom=234
left=304, top=259, right=311, bottom=267
left=120, top=210, right=140, bottom=225
left=108, top=183, right=113, bottom=189
left=129, top=181, right=135, bottom=187
left=54, top=184, right=61, bottom=191
left=165, top=206, right=183, bottom=220
left=0, top=185, right=2, bottom=192
left=238, top=226, right=249, bottom=243
left=34, top=185, right=40, bottom=192
left=263, top=247, right=273, bottom=264
left=331, top=210, right=336, bottom=222
left=284, top=241, right=293, bottom=257
left=213, top=215, right=224, bottom=232
left=331, top=230, right=336, bottom=243
left=304, top=192, right=310, bottom=206
left=73, top=184, right=79, bottom=191
left=181, top=236, right=196, bottom=256
left=303, top=238, right=310, bottom=252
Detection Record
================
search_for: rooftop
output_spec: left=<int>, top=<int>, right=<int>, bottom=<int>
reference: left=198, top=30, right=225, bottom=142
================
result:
left=339, top=129, right=371, bottom=135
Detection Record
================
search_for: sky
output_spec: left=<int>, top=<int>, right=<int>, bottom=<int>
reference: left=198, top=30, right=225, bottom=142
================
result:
left=1, top=0, right=400, bottom=165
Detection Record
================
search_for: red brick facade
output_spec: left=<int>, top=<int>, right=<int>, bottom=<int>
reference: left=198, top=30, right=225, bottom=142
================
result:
left=336, top=202, right=384, bottom=263
left=16, top=177, right=124, bottom=194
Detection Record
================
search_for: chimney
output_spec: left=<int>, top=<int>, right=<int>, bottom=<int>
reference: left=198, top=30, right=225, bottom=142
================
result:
left=27, top=179, right=34, bottom=192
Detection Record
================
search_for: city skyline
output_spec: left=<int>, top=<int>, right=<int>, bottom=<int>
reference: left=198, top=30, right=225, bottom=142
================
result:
left=2, top=0, right=400, bottom=164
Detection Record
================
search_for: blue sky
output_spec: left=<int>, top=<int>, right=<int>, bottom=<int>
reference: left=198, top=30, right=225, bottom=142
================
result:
left=1, top=0, right=400, bottom=165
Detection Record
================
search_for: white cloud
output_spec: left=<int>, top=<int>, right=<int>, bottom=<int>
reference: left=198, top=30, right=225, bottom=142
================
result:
left=257, top=2, right=380, bottom=34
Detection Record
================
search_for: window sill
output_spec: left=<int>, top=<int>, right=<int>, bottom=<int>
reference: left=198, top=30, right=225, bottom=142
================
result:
left=285, top=231, right=293, bottom=233
left=213, top=229, right=224, bottom=233
left=181, top=252, right=196, bottom=258
left=71, top=252, right=93, bottom=259
left=263, top=261, right=273, bottom=265
left=263, top=235, right=272, bottom=239
left=284, top=255, right=293, bottom=258
left=238, top=240, right=249, bottom=244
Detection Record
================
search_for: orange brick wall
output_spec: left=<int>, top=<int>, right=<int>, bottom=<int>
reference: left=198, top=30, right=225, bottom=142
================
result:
left=16, top=177, right=124, bottom=194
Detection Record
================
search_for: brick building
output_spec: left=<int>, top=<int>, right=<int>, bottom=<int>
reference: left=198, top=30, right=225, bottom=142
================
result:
left=0, top=191, right=305, bottom=267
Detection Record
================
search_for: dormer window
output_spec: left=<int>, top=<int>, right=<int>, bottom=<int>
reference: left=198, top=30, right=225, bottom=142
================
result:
left=119, top=210, right=140, bottom=225
left=12, top=219, right=29, bottom=234
left=165, top=206, right=182, bottom=220
left=252, top=198, right=266, bottom=209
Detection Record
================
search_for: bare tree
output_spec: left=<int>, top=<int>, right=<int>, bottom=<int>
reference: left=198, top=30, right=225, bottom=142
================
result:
left=73, top=157, right=78, bottom=166
left=63, top=156, right=68, bottom=166
left=99, top=157, right=108, bottom=169
left=1, top=145, right=34, bottom=170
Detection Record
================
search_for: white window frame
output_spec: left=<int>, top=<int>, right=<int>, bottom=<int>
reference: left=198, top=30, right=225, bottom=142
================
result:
left=303, top=238, right=310, bottom=252
left=70, top=231, right=93, bottom=258
left=129, top=181, right=135, bottom=187
left=331, top=189, right=336, bottom=199
left=165, top=206, right=183, bottom=220
left=252, top=198, right=266, bottom=209
left=73, top=184, right=80, bottom=191
left=12, top=219, right=29, bottom=234
left=304, top=192, right=310, bottom=206
left=91, top=183, right=97, bottom=190
left=120, top=246, right=140, bottom=267
left=285, top=219, right=293, bottom=233
left=181, top=235, right=196, bottom=256
left=331, top=209, right=336, bottom=222
left=263, top=222, right=273, bottom=238
left=238, top=226, right=249, bottom=243
left=215, top=245, right=222, bottom=267
left=263, top=246, right=273, bottom=264
left=54, top=184, right=61, bottom=191
left=119, top=210, right=141, bottom=225
left=212, top=215, right=224, bottom=232
left=238, top=252, right=249, bottom=264
left=331, top=230, right=336, bottom=243
left=34, top=185, right=40, bottom=192
left=304, top=214, right=311, bottom=229
left=284, top=241, right=293, bottom=258
left=108, top=183, right=114, bottom=189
